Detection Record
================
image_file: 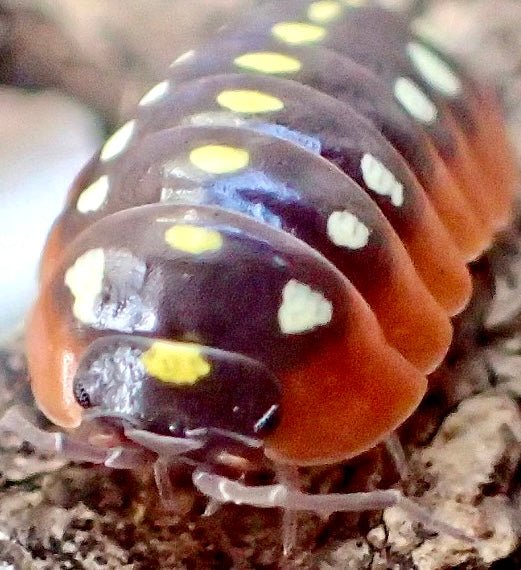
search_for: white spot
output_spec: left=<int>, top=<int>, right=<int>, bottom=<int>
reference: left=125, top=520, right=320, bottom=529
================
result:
left=327, top=211, right=370, bottom=249
left=100, top=120, right=135, bottom=162
left=394, top=77, right=438, bottom=124
left=171, top=49, right=195, bottom=66
left=139, top=80, right=170, bottom=106
left=407, top=42, right=462, bottom=97
left=360, top=154, right=404, bottom=207
left=278, top=279, right=333, bottom=335
left=76, top=175, right=110, bottom=213
left=64, top=248, right=105, bottom=325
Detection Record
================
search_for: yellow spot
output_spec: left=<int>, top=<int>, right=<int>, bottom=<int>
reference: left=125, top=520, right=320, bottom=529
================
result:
left=217, top=89, right=284, bottom=114
left=189, top=144, right=249, bottom=174
left=141, top=342, right=211, bottom=386
left=307, top=1, right=343, bottom=23
left=165, top=224, right=223, bottom=255
left=234, top=52, right=302, bottom=75
left=272, top=22, right=326, bottom=45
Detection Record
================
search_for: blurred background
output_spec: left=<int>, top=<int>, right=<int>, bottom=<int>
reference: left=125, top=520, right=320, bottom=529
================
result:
left=0, top=0, right=520, bottom=341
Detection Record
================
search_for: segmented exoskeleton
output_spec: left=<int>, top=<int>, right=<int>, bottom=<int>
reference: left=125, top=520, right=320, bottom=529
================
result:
left=15, top=0, right=518, bottom=544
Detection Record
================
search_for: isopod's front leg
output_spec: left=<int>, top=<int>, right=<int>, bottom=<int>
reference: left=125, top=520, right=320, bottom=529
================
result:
left=276, top=465, right=302, bottom=556
left=192, top=469, right=476, bottom=544
left=384, top=432, right=409, bottom=479
left=0, top=406, right=148, bottom=468
left=124, top=427, right=210, bottom=511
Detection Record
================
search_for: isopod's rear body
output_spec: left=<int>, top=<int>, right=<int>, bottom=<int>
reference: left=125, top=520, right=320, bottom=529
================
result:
left=48, top=74, right=472, bottom=316
left=229, top=0, right=516, bottom=230
left=28, top=0, right=516, bottom=467
left=164, top=33, right=493, bottom=257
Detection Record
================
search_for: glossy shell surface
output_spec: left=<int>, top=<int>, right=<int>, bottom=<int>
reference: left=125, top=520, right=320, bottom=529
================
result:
left=28, top=0, right=517, bottom=466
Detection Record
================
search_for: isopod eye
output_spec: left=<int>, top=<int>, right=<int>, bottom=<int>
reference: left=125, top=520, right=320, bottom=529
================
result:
left=74, top=382, right=91, bottom=409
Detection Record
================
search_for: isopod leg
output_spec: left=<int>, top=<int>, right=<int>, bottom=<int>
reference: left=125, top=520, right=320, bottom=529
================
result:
left=154, top=458, right=183, bottom=510
left=384, top=432, right=409, bottom=480
left=125, top=426, right=205, bottom=457
left=0, top=406, right=107, bottom=464
left=0, top=406, right=150, bottom=468
left=192, top=469, right=475, bottom=543
left=276, top=465, right=301, bottom=556
left=104, top=446, right=150, bottom=469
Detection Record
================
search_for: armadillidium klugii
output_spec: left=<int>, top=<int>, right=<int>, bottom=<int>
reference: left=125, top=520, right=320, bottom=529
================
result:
left=14, top=0, right=520, bottom=548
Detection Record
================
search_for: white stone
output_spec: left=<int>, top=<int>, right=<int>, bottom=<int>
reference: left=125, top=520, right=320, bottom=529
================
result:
left=384, top=395, right=521, bottom=568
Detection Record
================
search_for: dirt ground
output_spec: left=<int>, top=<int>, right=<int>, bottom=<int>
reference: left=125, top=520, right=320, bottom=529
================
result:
left=1, top=1, right=521, bottom=568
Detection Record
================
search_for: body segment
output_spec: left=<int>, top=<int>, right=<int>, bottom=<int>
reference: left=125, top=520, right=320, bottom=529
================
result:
left=28, top=0, right=516, bottom=468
